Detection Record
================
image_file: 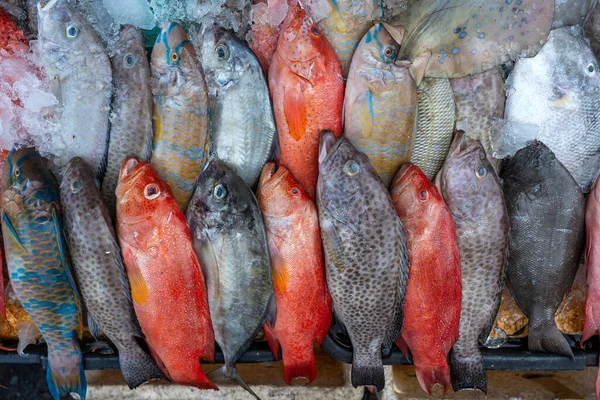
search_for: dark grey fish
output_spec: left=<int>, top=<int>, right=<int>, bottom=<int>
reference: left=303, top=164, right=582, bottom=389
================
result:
left=60, top=157, right=165, bottom=388
left=437, top=131, right=508, bottom=393
left=501, top=141, right=585, bottom=359
left=317, top=131, right=409, bottom=392
left=186, top=158, right=274, bottom=399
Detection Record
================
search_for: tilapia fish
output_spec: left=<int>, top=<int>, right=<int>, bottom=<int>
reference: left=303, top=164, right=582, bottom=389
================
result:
left=186, top=159, right=274, bottom=398
left=451, top=67, right=504, bottom=172
left=60, top=158, right=164, bottom=389
left=503, top=26, right=600, bottom=193
left=101, top=25, right=153, bottom=218
left=269, top=5, right=344, bottom=200
left=317, top=0, right=383, bottom=77
left=317, top=131, right=409, bottom=391
left=1, top=148, right=86, bottom=400
left=502, top=141, right=585, bottom=359
left=151, top=22, right=210, bottom=210
left=437, top=132, right=508, bottom=393
left=345, top=23, right=429, bottom=187
left=116, top=159, right=216, bottom=390
left=390, top=163, right=461, bottom=395
left=38, top=0, right=112, bottom=179
left=411, top=78, right=456, bottom=180
left=200, top=26, right=276, bottom=188
left=384, top=0, right=554, bottom=78
left=257, top=163, right=332, bottom=385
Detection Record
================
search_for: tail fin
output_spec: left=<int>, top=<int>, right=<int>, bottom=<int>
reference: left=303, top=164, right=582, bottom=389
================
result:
left=528, top=323, right=574, bottom=359
left=118, top=339, right=167, bottom=389
left=263, top=321, right=280, bottom=360
left=414, top=364, right=451, bottom=395
left=208, top=364, right=260, bottom=399
left=351, top=355, right=385, bottom=391
left=46, top=350, right=87, bottom=400
left=394, top=336, right=412, bottom=363
left=450, top=353, right=487, bottom=393
left=283, top=353, right=316, bottom=386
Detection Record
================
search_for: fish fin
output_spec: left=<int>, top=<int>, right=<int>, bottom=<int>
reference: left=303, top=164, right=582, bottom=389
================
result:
left=263, top=321, right=280, bottom=360
left=382, top=291, right=404, bottom=359
left=268, top=235, right=289, bottom=294
left=331, top=310, right=348, bottom=337
left=415, top=364, right=451, bottom=395
left=46, top=349, right=87, bottom=400
left=450, top=352, right=487, bottom=393
left=408, top=51, right=431, bottom=87
left=87, top=313, right=102, bottom=340
left=528, top=322, right=574, bottom=359
left=2, top=211, right=25, bottom=254
left=208, top=365, right=259, bottom=399
left=145, top=342, right=172, bottom=382
left=16, top=320, right=42, bottom=356
left=265, top=290, right=277, bottom=328
left=582, top=299, right=599, bottom=345
left=283, top=83, right=307, bottom=141
left=85, top=340, right=113, bottom=355
left=394, top=336, right=412, bottom=362
left=124, top=251, right=149, bottom=307
left=283, top=355, right=316, bottom=386
left=118, top=338, right=166, bottom=389
left=351, top=362, right=385, bottom=391
left=382, top=23, right=405, bottom=46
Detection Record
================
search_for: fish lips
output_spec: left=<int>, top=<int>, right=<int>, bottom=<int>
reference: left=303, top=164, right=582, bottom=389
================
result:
left=318, top=130, right=341, bottom=167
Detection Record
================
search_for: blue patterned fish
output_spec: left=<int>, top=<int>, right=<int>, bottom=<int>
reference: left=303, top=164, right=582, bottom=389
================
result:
left=1, top=148, right=86, bottom=400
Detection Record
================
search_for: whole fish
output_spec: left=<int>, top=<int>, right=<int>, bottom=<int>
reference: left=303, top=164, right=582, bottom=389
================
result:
left=1, top=148, right=86, bottom=400
left=345, top=23, right=429, bottom=187
left=411, top=77, right=456, bottom=180
left=317, top=131, right=409, bottom=391
left=186, top=159, right=274, bottom=398
left=101, top=25, right=153, bottom=218
left=200, top=26, right=276, bottom=188
left=116, top=159, right=216, bottom=390
left=390, top=163, right=461, bottom=395
left=38, top=0, right=112, bottom=179
left=450, top=68, right=504, bottom=172
left=437, top=132, right=508, bottom=393
left=383, top=0, right=554, bottom=78
left=60, top=157, right=165, bottom=389
left=257, top=162, right=331, bottom=385
left=317, top=0, right=382, bottom=77
left=269, top=4, right=344, bottom=200
left=502, top=26, right=600, bottom=193
left=502, top=141, right=585, bottom=359
left=151, top=22, right=210, bottom=210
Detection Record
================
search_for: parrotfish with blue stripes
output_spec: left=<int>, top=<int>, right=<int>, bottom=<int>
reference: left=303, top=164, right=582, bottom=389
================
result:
left=1, top=147, right=86, bottom=400
left=150, top=22, right=210, bottom=211
left=344, top=23, right=430, bottom=187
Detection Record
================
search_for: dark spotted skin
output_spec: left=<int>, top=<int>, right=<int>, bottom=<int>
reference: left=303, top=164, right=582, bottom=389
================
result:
left=317, top=133, right=409, bottom=391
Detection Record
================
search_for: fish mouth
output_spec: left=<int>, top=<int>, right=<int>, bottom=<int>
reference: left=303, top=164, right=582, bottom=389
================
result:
left=258, top=162, right=286, bottom=199
left=38, top=0, right=59, bottom=13
left=115, top=159, right=145, bottom=200
left=318, top=130, right=340, bottom=166
left=60, top=157, right=86, bottom=188
left=391, top=163, right=417, bottom=193
left=449, top=130, right=482, bottom=160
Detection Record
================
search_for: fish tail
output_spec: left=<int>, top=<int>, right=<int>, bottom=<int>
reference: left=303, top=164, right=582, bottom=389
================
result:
left=450, top=353, right=487, bottom=393
left=350, top=352, right=384, bottom=391
left=414, top=363, right=451, bottom=395
left=207, top=364, right=259, bottom=399
left=117, top=339, right=166, bottom=389
left=528, top=321, right=574, bottom=359
left=46, top=345, right=87, bottom=400
left=263, top=321, right=280, bottom=360
left=282, top=349, right=316, bottom=386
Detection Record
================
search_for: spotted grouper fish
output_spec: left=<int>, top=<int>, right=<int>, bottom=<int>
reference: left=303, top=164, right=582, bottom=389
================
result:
left=317, top=131, right=409, bottom=391
left=151, top=22, right=210, bottom=210
left=1, top=148, right=86, bottom=400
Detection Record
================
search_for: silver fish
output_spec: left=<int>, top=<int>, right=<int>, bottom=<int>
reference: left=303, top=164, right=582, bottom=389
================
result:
left=38, top=0, right=112, bottom=180
left=199, top=25, right=276, bottom=188
left=101, top=25, right=153, bottom=217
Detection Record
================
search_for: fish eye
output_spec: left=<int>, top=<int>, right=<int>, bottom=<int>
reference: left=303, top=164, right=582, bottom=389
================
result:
left=290, top=187, right=299, bottom=195
left=170, top=52, right=179, bottom=62
left=13, top=167, right=20, bottom=178
left=343, top=160, right=360, bottom=176
left=70, top=179, right=82, bottom=193
left=124, top=53, right=136, bottom=68
left=216, top=44, right=229, bottom=61
left=475, top=165, right=487, bottom=179
left=213, top=183, right=227, bottom=200
left=587, top=63, right=596, bottom=76
left=384, top=46, right=394, bottom=58
left=418, top=189, right=428, bottom=201
left=144, top=183, right=160, bottom=200
left=65, top=24, right=78, bottom=39
left=311, top=26, right=320, bottom=36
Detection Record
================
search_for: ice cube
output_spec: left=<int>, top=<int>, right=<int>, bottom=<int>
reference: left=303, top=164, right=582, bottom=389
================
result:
left=298, top=0, right=331, bottom=22
left=103, top=0, right=156, bottom=30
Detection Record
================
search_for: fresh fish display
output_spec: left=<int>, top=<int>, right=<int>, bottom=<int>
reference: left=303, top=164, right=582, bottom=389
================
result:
left=390, top=163, right=461, bottom=395
left=257, top=162, right=331, bottom=385
left=345, top=23, right=428, bottom=187
left=411, top=78, right=456, bottom=180
left=502, top=26, right=600, bottom=193
left=502, top=141, right=585, bottom=359
left=116, top=159, right=216, bottom=390
left=101, top=25, right=153, bottom=217
left=437, top=132, right=508, bottom=393
left=60, top=158, right=165, bottom=389
left=317, top=131, right=409, bottom=391
left=150, top=22, right=210, bottom=210
left=1, top=148, right=86, bottom=400
left=38, top=0, right=112, bottom=179
left=384, top=0, right=554, bottom=78
left=317, top=0, right=382, bottom=77
left=200, top=26, right=276, bottom=188
left=186, top=159, right=274, bottom=398
left=269, top=5, right=344, bottom=199
left=451, top=68, right=504, bottom=172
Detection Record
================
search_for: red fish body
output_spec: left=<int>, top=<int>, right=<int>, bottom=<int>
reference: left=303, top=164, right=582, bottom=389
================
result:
left=115, top=158, right=216, bottom=390
left=268, top=5, right=344, bottom=200
left=390, top=163, right=461, bottom=395
left=257, top=163, right=331, bottom=385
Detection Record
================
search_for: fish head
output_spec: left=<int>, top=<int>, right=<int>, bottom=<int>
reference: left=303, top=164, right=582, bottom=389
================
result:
left=2, top=147, right=56, bottom=205
left=112, top=25, right=147, bottom=76
left=59, top=157, right=98, bottom=208
left=258, top=162, right=308, bottom=218
left=390, top=163, right=442, bottom=220
left=151, top=22, right=198, bottom=88
left=502, top=140, right=555, bottom=189
left=355, top=23, right=400, bottom=68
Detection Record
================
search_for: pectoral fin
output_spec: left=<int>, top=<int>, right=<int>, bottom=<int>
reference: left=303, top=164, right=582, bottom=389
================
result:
left=283, top=83, right=307, bottom=141
left=2, top=211, right=25, bottom=254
